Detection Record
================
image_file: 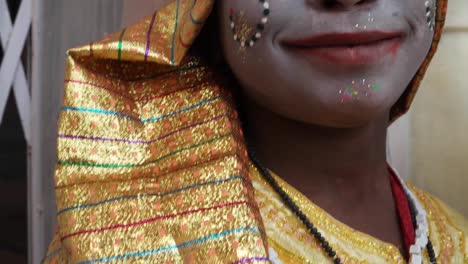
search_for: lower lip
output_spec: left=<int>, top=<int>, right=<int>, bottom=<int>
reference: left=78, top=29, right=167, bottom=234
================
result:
left=286, top=38, right=402, bottom=65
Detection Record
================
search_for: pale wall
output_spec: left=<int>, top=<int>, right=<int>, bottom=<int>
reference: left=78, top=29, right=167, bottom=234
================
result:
left=411, top=0, right=468, bottom=216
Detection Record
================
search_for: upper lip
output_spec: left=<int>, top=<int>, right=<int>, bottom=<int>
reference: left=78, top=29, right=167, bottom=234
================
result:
left=282, top=31, right=404, bottom=48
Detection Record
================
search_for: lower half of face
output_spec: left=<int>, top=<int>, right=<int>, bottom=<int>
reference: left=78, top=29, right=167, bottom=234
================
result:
left=217, top=0, right=435, bottom=127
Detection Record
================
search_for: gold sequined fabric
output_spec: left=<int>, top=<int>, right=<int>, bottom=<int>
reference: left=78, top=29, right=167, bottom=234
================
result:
left=42, top=0, right=450, bottom=263
left=250, top=165, right=468, bottom=263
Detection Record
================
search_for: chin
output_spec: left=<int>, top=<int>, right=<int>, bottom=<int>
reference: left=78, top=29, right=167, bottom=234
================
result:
left=328, top=100, right=392, bottom=127
left=288, top=97, right=392, bottom=128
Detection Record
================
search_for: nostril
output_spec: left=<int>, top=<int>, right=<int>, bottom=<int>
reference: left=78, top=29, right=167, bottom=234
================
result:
left=320, top=0, right=376, bottom=10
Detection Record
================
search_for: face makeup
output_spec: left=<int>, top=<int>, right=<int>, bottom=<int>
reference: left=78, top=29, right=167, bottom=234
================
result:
left=229, top=0, right=270, bottom=48
left=339, top=79, right=381, bottom=104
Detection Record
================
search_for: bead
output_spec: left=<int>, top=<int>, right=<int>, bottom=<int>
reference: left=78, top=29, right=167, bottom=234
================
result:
left=250, top=147, right=342, bottom=263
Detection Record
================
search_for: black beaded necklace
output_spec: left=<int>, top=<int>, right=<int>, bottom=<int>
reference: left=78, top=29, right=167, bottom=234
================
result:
left=248, top=149, right=437, bottom=264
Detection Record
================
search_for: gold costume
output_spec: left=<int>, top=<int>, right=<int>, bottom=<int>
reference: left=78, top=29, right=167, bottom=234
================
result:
left=42, top=0, right=468, bottom=263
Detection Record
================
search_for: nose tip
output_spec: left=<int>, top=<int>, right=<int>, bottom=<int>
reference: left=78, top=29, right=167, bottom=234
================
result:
left=335, top=0, right=368, bottom=8
left=308, top=0, right=374, bottom=10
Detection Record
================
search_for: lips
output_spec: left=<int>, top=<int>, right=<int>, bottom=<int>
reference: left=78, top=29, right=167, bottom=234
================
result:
left=282, top=31, right=404, bottom=65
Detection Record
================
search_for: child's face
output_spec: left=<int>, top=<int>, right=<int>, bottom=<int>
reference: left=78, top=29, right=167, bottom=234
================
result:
left=217, top=0, right=434, bottom=127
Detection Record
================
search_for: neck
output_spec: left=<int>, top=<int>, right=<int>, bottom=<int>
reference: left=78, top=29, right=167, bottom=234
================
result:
left=242, top=98, right=391, bottom=203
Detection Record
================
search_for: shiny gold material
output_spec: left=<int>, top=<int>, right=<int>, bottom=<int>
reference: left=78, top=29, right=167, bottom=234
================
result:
left=42, top=0, right=462, bottom=263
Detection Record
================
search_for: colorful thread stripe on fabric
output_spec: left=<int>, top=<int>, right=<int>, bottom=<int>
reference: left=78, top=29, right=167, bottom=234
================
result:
left=232, top=256, right=270, bottom=264
left=41, top=247, right=62, bottom=262
left=117, top=28, right=126, bottom=61
left=57, top=133, right=232, bottom=168
left=58, top=114, right=227, bottom=145
left=61, top=200, right=250, bottom=241
left=189, top=0, right=205, bottom=25
left=57, top=175, right=243, bottom=215
left=77, top=226, right=262, bottom=263
left=145, top=12, right=157, bottom=61
left=61, top=96, right=220, bottom=123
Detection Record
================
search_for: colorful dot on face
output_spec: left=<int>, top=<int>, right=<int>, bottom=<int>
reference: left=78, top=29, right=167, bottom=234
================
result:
left=193, top=170, right=200, bottom=178
left=181, top=223, right=188, bottom=232
left=209, top=248, right=216, bottom=257
left=203, top=220, right=210, bottom=227
left=159, top=228, right=166, bottom=237
left=114, top=239, right=121, bottom=245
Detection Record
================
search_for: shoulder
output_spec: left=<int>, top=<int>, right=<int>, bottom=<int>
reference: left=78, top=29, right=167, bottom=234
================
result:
left=407, top=183, right=468, bottom=263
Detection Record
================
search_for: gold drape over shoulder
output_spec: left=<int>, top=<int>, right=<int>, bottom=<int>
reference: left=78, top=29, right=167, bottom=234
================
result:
left=41, top=0, right=460, bottom=263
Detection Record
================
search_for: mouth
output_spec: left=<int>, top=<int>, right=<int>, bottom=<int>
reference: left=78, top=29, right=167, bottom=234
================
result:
left=282, top=31, right=405, bottom=65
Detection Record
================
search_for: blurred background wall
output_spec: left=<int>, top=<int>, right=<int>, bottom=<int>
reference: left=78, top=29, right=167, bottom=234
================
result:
left=31, top=1, right=122, bottom=262
left=410, top=0, right=468, bottom=216
left=29, top=0, right=467, bottom=263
